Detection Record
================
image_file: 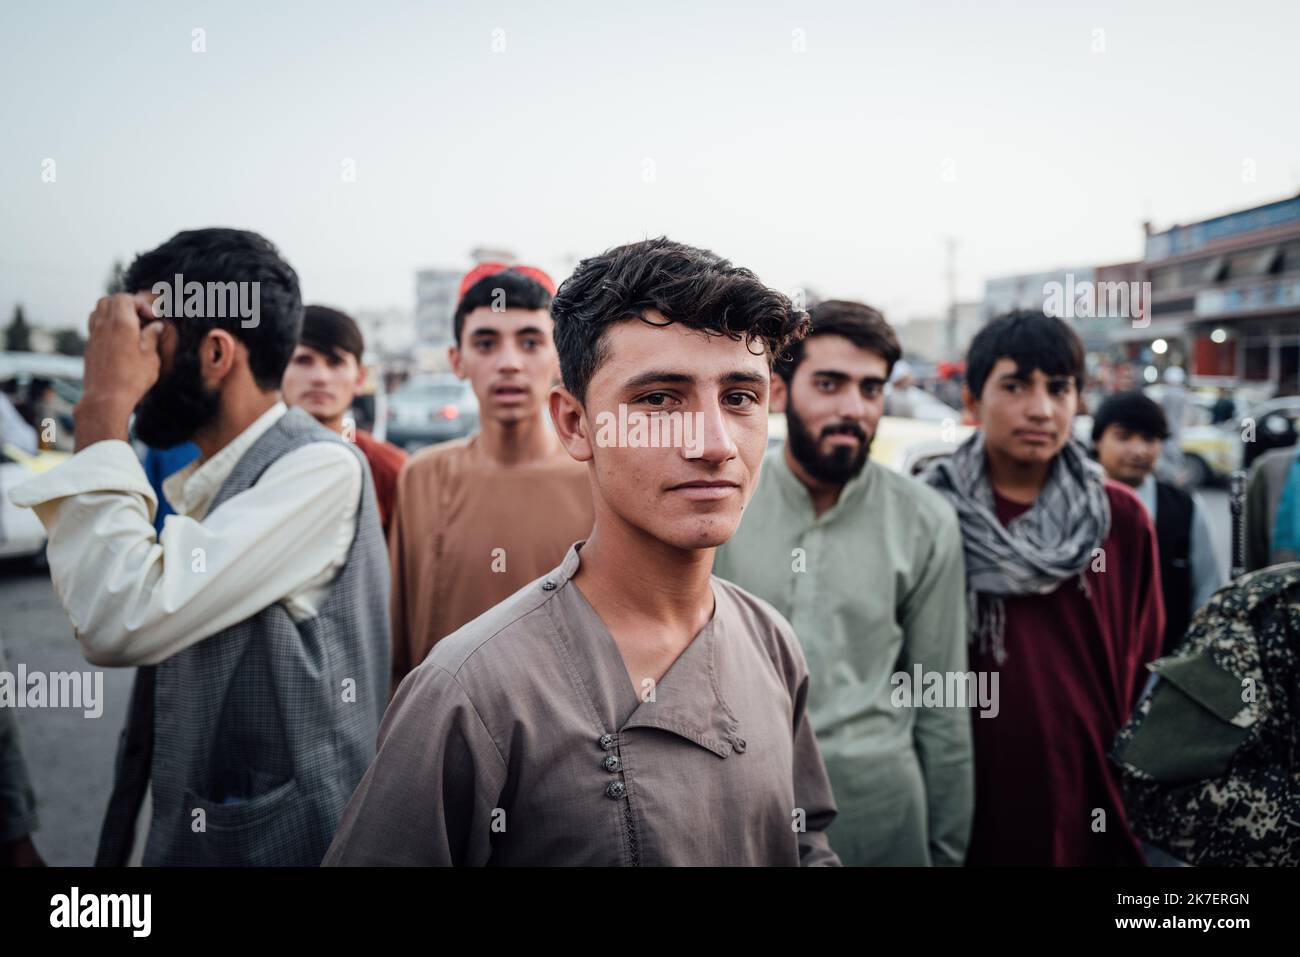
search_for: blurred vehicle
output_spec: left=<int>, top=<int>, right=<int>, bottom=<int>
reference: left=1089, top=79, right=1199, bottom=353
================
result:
left=1178, top=421, right=1240, bottom=487
left=1144, top=392, right=1300, bottom=486
left=385, top=374, right=479, bottom=451
left=895, top=387, right=962, bottom=424
left=0, top=352, right=83, bottom=451
left=0, top=444, right=70, bottom=565
left=767, top=413, right=974, bottom=477
left=1238, top=394, right=1300, bottom=470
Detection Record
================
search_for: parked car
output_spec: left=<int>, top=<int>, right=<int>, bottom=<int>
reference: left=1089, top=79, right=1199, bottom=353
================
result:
left=1238, top=394, right=1300, bottom=469
left=1172, top=394, right=1300, bottom=485
left=0, top=444, right=70, bottom=565
left=0, top=351, right=83, bottom=452
left=385, top=375, right=479, bottom=451
left=885, top=385, right=963, bottom=424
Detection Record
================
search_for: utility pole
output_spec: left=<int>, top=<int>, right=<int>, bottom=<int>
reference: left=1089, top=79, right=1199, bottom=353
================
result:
left=944, top=237, right=958, bottom=359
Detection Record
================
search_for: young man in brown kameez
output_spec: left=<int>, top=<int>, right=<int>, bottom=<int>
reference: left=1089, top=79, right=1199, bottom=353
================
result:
left=386, top=264, right=593, bottom=692
left=326, top=238, right=840, bottom=866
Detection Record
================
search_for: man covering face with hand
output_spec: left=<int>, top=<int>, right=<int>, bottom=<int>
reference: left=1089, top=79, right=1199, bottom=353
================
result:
left=9, top=229, right=389, bottom=867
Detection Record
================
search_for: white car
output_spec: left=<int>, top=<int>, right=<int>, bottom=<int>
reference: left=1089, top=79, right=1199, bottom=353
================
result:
left=1, top=445, right=69, bottom=564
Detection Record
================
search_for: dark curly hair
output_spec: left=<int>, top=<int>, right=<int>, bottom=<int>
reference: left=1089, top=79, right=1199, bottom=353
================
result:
left=550, top=237, right=809, bottom=403
left=965, top=309, right=1086, bottom=401
left=454, top=270, right=554, bottom=345
left=122, top=228, right=302, bottom=391
left=773, top=299, right=902, bottom=383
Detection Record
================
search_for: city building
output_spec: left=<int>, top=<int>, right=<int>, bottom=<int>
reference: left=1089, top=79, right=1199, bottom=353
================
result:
left=1135, top=193, right=1300, bottom=392
left=896, top=301, right=983, bottom=362
left=354, top=308, right=416, bottom=357
left=414, top=268, right=462, bottom=345
left=414, top=247, right=519, bottom=345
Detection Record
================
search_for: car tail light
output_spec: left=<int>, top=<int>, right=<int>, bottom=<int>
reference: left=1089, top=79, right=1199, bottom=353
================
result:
left=437, top=405, right=460, bottom=420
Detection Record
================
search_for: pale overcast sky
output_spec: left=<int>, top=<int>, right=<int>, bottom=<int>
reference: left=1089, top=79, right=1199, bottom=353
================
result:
left=2, top=0, right=1297, bottom=330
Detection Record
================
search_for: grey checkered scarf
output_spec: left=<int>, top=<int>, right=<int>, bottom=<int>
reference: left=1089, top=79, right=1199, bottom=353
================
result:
left=924, top=431, right=1111, bottom=663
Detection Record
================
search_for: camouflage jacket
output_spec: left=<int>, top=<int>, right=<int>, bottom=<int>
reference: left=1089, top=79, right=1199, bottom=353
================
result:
left=1111, top=563, right=1300, bottom=867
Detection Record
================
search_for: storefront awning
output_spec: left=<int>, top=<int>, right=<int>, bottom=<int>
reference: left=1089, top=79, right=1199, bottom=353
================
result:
left=1107, top=319, right=1187, bottom=344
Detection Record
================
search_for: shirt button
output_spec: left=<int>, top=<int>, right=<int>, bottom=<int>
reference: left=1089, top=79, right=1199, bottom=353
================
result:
left=603, top=754, right=621, bottom=772
left=606, top=781, right=626, bottom=800
left=599, top=733, right=615, bottom=750
left=733, top=737, right=747, bottom=753
left=541, top=579, right=557, bottom=591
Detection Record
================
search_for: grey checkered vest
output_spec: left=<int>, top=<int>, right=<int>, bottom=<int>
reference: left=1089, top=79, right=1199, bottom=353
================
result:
left=95, top=407, right=390, bottom=866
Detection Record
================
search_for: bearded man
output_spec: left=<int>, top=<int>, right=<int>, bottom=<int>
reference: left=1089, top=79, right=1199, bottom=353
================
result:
left=714, top=299, right=972, bottom=866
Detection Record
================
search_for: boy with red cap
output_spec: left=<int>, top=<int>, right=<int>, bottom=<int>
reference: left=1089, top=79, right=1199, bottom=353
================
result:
left=386, top=264, right=594, bottom=693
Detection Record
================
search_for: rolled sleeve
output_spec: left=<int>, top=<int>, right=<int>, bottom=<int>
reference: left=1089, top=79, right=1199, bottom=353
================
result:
left=10, top=437, right=361, bottom=668
left=10, top=439, right=157, bottom=515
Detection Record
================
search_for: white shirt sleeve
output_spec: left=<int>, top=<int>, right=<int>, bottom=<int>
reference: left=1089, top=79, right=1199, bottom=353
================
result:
left=9, top=438, right=362, bottom=667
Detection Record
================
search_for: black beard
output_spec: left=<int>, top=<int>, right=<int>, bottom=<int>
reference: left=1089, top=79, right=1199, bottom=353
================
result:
left=785, top=397, right=871, bottom=485
left=133, top=347, right=221, bottom=449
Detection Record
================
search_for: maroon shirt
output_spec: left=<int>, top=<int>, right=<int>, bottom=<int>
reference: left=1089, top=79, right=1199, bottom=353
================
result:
left=966, top=480, right=1164, bottom=866
left=353, top=429, right=407, bottom=538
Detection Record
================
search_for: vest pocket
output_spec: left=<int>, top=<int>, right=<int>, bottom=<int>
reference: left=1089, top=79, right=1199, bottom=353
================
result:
left=180, top=778, right=311, bottom=865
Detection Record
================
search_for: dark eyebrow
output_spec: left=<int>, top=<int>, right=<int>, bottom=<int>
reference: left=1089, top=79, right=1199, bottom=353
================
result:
left=811, top=369, right=886, bottom=383
left=720, top=370, right=768, bottom=387
left=810, top=370, right=850, bottom=382
left=621, top=369, right=766, bottom=392
left=469, top=328, right=501, bottom=338
left=622, top=371, right=695, bottom=391
left=514, top=327, right=546, bottom=337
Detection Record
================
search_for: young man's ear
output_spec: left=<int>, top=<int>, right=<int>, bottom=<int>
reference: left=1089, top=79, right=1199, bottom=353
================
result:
left=769, top=373, right=789, bottom=414
left=354, top=361, right=367, bottom=393
left=201, top=329, right=239, bottom=388
left=549, top=386, right=593, bottom=463
left=962, top=382, right=980, bottom=423
left=447, top=343, right=465, bottom=379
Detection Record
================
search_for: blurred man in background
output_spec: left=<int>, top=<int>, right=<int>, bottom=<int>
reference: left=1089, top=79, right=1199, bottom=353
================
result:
left=714, top=300, right=971, bottom=866
left=1157, top=365, right=1190, bottom=482
left=282, top=305, right=406, bottom=538
left=386, top=264, right=593, bottom=693
left=925, top=311, right=1164, bottom=866
left=1247, top=444, right=1300, bottom=571
left=1093, top=391, right=1226, bottom=654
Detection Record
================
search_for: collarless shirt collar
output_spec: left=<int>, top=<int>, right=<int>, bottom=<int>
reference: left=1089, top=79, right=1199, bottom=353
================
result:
left=548, top=542, right=742, bottom=759
left=768, top=443, right=875, bottom=524
left=162, top=401, right=289, bottom=522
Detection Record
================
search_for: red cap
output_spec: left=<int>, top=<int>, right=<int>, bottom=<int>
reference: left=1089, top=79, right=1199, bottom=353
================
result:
left=457, top=262, right=557, bottom=304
